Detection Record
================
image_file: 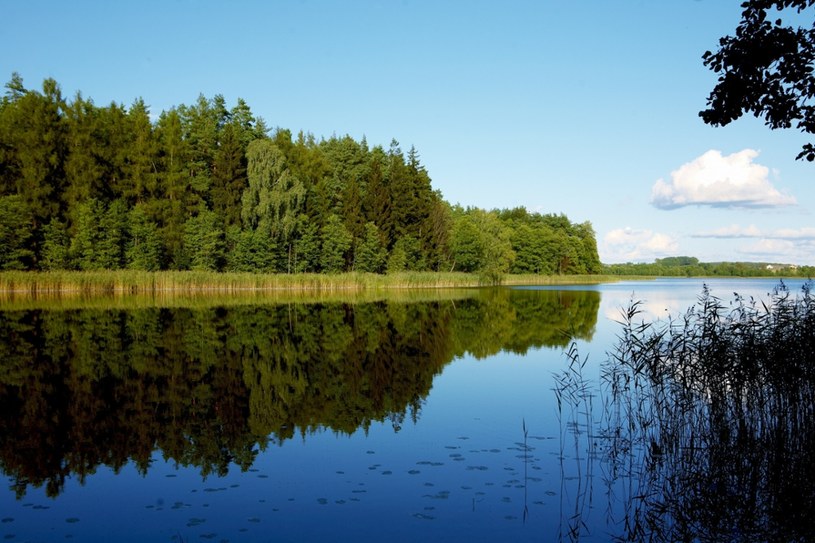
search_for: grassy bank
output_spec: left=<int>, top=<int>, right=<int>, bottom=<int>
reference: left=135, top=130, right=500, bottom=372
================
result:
left=0, top=270, right=619, bottom=303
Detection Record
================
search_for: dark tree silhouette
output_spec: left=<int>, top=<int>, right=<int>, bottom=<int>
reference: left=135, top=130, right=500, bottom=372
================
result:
left=701, top=0, right=815, bottom=160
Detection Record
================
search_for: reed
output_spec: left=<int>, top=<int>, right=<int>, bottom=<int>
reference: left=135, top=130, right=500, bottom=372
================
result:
left=598, top=281, right=815, bottom=541
left=0, top=270, right=619, bottom=301
left=552, top=281, right=815, bottom=541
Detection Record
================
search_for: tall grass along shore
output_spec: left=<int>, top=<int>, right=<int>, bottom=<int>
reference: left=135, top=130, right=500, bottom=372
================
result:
left=0, top=270, right=617, bottom=301
left=555, top=281, right=815, bottom=542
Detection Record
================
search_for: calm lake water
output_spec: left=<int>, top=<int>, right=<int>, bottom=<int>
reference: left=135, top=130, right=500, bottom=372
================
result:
left=0, top=278, right=807, bottom=542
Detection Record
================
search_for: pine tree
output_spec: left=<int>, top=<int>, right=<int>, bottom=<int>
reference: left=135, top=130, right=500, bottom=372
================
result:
left=211, top=122, right=247, bottom=227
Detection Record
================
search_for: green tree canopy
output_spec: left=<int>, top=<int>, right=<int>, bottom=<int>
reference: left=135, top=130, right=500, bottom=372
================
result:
left=0, top=74, right=602, bottom=276
left=701, top=0, right=815, bottom=160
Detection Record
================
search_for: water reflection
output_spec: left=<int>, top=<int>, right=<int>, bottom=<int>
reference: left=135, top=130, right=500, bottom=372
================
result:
left=0, top=287, right=599, bottom=498
left=559, top=282, right=815, bottom=542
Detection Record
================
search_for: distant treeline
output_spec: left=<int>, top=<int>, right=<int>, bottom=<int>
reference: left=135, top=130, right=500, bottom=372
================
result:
left=0, top=74, right=601, bottom=279
left=603, top=256, right=815, bottom=277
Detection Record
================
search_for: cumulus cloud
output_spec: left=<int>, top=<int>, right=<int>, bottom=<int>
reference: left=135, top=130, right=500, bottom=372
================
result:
left=651, top=149, right=797, bottom=209
left=602, top=227, right=678, bottom=262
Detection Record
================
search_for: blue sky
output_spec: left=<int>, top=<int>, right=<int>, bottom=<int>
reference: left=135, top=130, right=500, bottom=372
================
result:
left=3, top=0, right=814, bottom=264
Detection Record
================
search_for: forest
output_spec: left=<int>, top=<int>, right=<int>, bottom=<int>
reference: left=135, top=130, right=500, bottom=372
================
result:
left=0, top=74, right=601, bottom=279
left=603, top=256, right=815, bottom=277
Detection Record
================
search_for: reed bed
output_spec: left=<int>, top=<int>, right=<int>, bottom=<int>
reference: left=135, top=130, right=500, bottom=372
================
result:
left=0, top=270, right=469, bottom=296
left=553, top=281, right=815, bottom=541
left=0, top=270, right=617, bottom=301
left=595, top=281, right=815, bottom=542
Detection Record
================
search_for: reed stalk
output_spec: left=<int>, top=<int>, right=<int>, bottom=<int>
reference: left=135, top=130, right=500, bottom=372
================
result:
left=0, top=270, right=619, bottom=302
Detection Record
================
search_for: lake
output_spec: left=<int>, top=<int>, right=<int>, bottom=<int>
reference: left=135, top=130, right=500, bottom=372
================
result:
left=0, top=277, right=809, bottom=542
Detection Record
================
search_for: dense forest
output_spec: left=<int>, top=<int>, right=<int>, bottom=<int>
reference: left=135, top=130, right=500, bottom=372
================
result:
left=603, top=256, right=815, bottom=277
left=0, top=74, right=601, bottom=278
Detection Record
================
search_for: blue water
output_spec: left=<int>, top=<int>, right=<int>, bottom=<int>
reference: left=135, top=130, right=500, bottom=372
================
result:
left=0, top=278, right=803, bottom=542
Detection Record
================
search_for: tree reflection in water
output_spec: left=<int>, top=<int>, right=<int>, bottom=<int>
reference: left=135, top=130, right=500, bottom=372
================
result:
left=0, top=287, right=599, bottom=499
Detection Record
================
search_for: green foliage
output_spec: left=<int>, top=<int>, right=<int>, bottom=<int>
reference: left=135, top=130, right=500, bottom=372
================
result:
left=126, top=205, right=162, bottom=271
left=355, top=222, right=386, bottom=273
left=183, top=210, right=226, bottom=271
left=225, top=224, right=276, bottom=273
left=450, top=208, right=514, bottom=282
left=211, top=122, right=247, bottom=227
left=70, top=198, right=108, bottom=270
left=386, top=242, right=407, bottom=274
left=292, top=216, right=320, bottom=273
left=655, top=256, right=699, bottom=267
left=242, top=138, right=305, bottom=240
left=499, top=208, right=598, bottom=275
left=0, top=77, right=65, bottom=226
left=40, top=219, right=70, bottom=270
left=0, top=75, right=601, bottom=276
left=702, top=1, right=815, bottom=161
left=321, top=214, right=353, bottom=273
left=98, top=199, right=128, bottom=269
left=603, top=258, right=812, bottom=277
left=450, top=211, right=483, bottom=272
left=0, top=195, right=34, bottom=270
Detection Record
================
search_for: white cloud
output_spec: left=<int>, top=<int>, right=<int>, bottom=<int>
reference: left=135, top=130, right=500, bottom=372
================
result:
left=693, top=225, right=815, bottom=240
left=602, top=227, right=679, bottom=263
left=739, top=239, right=803, bottom=261
left=651, top=149, right=797, bottom=209
left=691, top=224, right=815, bottom=263
left=692, top=224, right=763, bottom=238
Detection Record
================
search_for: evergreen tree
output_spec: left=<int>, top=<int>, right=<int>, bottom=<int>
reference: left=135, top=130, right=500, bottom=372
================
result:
left=386, top=243, right=407, bottom=274
left=121, top=98, right=158, bottom=204
left=71, top=198, right=107, bottom=270
left=96, top=199, right=128, bottom=269
left=40, top=218, right=71, bottom=270
left=180, top=94, right=224, bottom=204
left=155, top=108, right=192, bottom=267
left=226, top=224, right=275, bottom=272
left=126, top=204, right=162, bottom=271
left=363, top=149, right=393, bottom=247
left=4, top=78, right=66, bottom=230
left=0, top=195, right=34, bottom=270
left=355, top=222, right=386, bottom=273
left=293, top=216, right=320, bottom=273
left=211, top=122, right=246, bottom=227
left=62, top=93, right=108, bottom=211
left=183, top=210, right=225, bottom=271
left=321, top=214, right=352, bottom=273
